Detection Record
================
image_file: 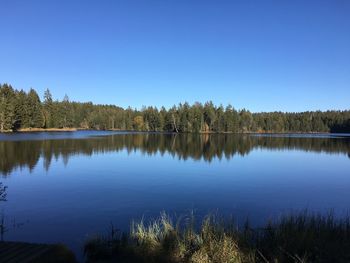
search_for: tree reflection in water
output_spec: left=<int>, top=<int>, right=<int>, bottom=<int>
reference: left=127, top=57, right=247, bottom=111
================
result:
left=0, top=133, right=349, bottom=176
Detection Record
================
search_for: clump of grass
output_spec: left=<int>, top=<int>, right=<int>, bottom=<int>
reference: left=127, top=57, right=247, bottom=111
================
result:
left=84, top=212, right=350, bottom=263
left=128, top=213, right=249, bottom=263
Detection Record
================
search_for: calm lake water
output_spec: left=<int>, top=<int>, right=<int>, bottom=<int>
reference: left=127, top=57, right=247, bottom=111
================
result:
left=1, top=131, right=350, bottom=259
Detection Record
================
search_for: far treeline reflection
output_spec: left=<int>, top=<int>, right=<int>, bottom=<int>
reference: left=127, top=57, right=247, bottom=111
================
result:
left=0, top=133, right=350, bottom=176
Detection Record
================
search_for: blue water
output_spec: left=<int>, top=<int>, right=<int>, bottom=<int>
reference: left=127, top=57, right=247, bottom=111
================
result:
left=0, top=131, right=349, bottom=260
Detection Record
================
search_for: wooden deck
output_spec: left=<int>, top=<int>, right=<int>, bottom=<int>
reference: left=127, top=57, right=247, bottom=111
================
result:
left=0, top=241, right=77, bottom=263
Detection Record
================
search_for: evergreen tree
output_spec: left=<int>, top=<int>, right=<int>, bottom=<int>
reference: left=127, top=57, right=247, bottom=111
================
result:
left=178, top=102, right=190, bottom=132
left=43, top=89, right=54, bottom=128
left=0, top=84, right=16, bottom=131
left=27, top=88, right=44, bottom=128
left=203, top=101, right=216, bottom=132
left=215, top=105, right=225, bottom=132
left=13, top=90, right=28, bottom=130
left=239, top=109, right=253, bottom=132
left=57, top=94, right=73, bottom=128
left=189, top=103, right=203, bottom=133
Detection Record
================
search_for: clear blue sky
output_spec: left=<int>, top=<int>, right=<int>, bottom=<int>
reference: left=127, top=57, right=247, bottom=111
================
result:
left=0, top=0, right=349, bottom=112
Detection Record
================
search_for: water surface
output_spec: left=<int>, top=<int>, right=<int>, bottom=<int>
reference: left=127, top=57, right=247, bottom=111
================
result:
left=1, top=131, right=350, bottom=259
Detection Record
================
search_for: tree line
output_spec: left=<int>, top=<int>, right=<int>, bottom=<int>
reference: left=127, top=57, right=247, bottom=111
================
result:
left=1, top=83, right=349, bottom=133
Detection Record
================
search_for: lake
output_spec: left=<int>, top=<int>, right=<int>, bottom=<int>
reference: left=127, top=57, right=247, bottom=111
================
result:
left=1, top=131, right=350, bottom=259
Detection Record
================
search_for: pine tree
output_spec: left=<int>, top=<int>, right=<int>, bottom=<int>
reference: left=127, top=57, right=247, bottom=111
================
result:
left=43, top=89, right=54, bottom=128
left=189, top=103, right=203, bottom=133
left=239, top=109, right=253, bottom=132
left=0, top=84, right=16, bottom=131
left=203, top=101, right=216, bottom=132
left=13, top=90, right=28, bottom=130
left=216, top=105, right=225, bottom=132
left=57, top=94, right=73, bottom=128
left=178, top=102, right=190, bottom=132
left=27, top=88, right=44, bottom=128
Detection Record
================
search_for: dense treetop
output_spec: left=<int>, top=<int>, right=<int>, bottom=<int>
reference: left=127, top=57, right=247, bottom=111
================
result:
left=0, top=83, right=349, bottom=133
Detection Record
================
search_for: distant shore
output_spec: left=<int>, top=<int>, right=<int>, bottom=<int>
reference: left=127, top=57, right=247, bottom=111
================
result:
left=16, top=128, right=78, bottom=132
left=0, top=128, right=344, bottom=134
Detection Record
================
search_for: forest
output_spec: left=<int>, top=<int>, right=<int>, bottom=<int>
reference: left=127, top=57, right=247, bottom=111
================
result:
left=1, top=83, right=349, bottom=133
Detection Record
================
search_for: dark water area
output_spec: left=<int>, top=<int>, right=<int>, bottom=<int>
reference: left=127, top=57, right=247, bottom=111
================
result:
left=0, top=131, right=350, bottom=260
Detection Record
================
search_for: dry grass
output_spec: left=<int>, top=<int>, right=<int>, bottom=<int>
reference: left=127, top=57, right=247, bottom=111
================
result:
left=84, top=212, right=350, bottom=263
left=128, top=213, right=248, bottom=263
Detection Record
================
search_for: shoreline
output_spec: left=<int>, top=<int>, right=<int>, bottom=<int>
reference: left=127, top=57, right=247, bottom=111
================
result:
left=0, top=128, right=345, bottom=135
left=16, top=128, right=78, bottom=132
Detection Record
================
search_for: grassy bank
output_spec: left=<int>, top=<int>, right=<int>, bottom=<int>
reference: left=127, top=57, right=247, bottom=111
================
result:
left=84, top=212, right=350, bottom=263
